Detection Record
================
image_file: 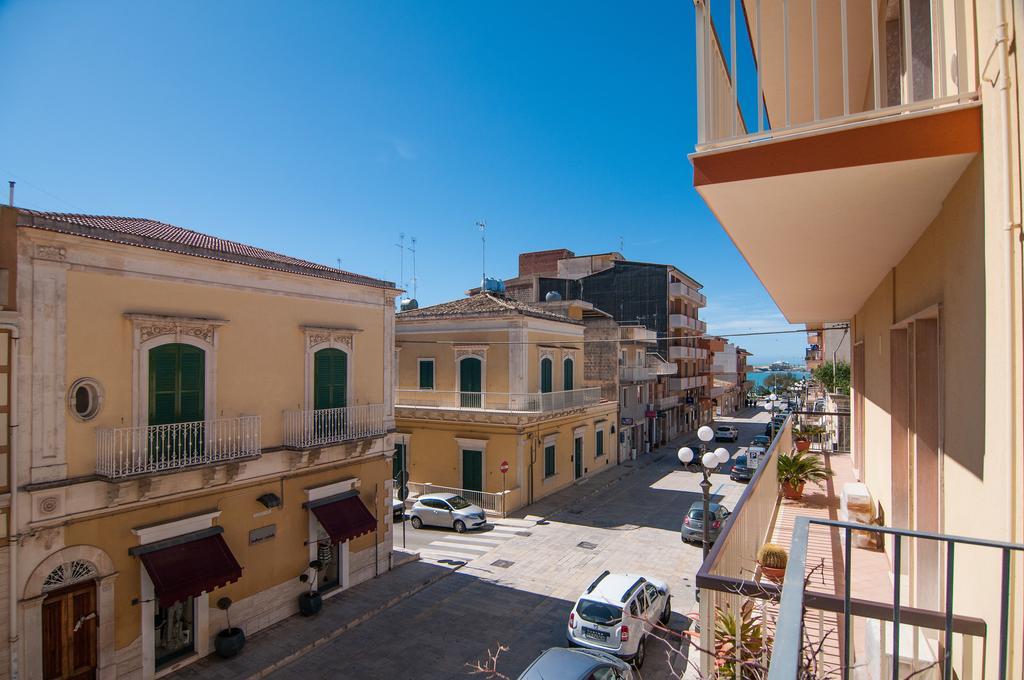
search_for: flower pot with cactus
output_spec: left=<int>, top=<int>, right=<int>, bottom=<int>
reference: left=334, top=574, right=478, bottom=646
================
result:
left=757, top=543, right=788, bottom=583
left=214, top=597, right=245, bottom=658
left=298, top=559, right=323, bottom=616
left=777, top=450, right=832, bottom=500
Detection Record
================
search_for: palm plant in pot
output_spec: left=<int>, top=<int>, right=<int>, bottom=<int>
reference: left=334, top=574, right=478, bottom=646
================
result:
left=298, top=559, right=323, bottom=616
left=777, top=450, right=832, bottom=500
left=757, top=543, right=788, bottom=583
left=793, top=424, right=825, bottom=452
left=214, top=597, right=245, bottom=658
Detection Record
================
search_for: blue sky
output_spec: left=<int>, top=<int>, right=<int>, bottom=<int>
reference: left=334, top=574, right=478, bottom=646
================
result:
left=0, top=1, right=803, bottom=363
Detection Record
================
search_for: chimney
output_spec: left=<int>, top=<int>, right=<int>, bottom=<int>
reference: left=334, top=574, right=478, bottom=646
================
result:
left=7, top=181, right=13, bottom=207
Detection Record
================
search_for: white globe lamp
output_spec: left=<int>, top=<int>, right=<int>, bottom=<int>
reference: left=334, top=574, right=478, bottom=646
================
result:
left=697, top=426, right=715, bottom=443
left=702, top=451, right=718, bottom=468
left=677, top=447, right=695, bottom=464
left=715, top=447, right=731, bottom=464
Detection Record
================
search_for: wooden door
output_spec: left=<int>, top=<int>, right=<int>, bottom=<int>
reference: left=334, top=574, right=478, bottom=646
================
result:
left=462, top=450, right=483, bottom=493
left=43, top=582, right=97, bottom=680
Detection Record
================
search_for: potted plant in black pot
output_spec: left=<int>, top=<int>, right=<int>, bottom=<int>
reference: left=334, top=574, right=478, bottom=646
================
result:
left=213, top=597, right=245, bottom=659
left=298, top=560, right=323, bottom=616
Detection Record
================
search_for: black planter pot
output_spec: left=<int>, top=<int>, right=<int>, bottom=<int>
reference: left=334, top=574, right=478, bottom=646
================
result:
left=214, top=628, right=246, bottom=659
left=298, top=591, right=323, bottom=617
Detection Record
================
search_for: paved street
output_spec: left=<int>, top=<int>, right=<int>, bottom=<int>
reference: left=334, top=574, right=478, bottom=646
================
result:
left=267, top=408, right=769, bottom=680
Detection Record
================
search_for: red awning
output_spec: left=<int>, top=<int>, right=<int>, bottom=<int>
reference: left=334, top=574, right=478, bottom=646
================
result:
left=138, top=532, right=242, bottom=607
left=310, top=495, right=377, bottom=544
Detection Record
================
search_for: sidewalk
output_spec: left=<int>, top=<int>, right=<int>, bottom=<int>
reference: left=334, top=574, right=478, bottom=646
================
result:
left=168, top=557, right=455, bottom=680
left=508, top=429, right=702, bottom=521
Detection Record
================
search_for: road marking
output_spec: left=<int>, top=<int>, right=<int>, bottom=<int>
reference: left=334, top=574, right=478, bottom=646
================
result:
left=430, top=541, right=490, bottom=552
left=418, top=548, right=481, bottom=562
left=447, top=536, right=504, bottom=545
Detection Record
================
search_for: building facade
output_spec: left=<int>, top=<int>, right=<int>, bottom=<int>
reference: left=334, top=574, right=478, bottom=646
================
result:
left=804, top=322, right=851, bottom=370
left=1, top=208, right=399, bottom=679
left=394, top=293, right=618, bottom=512
left=498, top=250, right=710, bottom=447
left=692, top=0, right=1023, bottom=675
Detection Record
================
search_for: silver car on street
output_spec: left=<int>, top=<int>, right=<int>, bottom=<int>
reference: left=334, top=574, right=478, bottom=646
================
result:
left=408, top=493, right=487, bottom=533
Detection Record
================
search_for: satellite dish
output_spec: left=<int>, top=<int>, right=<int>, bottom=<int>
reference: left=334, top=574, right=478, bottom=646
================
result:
left=545, top=290, right=562, bottom=302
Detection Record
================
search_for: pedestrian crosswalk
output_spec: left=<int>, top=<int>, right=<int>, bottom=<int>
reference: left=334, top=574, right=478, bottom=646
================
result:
left=416, top=523, right=525, bottom=566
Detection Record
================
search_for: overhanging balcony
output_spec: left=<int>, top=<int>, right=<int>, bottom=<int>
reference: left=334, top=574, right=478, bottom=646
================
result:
left=692, top=0, right=980, bottom=322
left=619, top=325, right=658, bottom=343
left=619, top=366, right=654, bottom=382
left=96, top=416, right=261, bottom=479
left=669, top=281, right=707, bottom=307
left=395, top=388, right=601, bottom=414
left=670, top=314, right=704, bottom=332
left=669, top=345, right=709, bottom=361
left=283, top=403, right=388, bottom=449
left=647, top=353, right=678, bottom=376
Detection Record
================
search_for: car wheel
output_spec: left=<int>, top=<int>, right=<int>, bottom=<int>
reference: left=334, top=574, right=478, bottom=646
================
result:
left=410, top=516, right=423, bottom=529
left=661, top=596, right=672, bottom=625
left=633, top=637, right=646, bottom=668
left=454, top=520, right=467, bottom=533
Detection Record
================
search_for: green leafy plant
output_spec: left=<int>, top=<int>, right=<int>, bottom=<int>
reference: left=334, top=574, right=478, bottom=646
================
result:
left=714, top=599, right=772, bottom=679
left=792, top=425, right=824, bottom=441
left=812, top=361, right=851, bottom=394
left=777, top=451, right=832, bottom=488
left=757, top=543, right=789, bottom=570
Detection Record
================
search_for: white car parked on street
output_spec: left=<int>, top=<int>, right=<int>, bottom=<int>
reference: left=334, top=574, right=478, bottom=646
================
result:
left=407, top=493, right=487, bottom=533
left=566, top=571, right=672, bottom=668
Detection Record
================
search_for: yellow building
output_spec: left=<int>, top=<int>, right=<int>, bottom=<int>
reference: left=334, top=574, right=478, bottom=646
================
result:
left=0, top=207, right=399, bottom=679
left=394, top=293, right=618, bottom=513
left=692, top=0, right=1022, bottom=676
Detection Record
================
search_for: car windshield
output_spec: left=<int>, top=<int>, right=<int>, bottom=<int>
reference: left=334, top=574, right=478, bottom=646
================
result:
left=576, top=599, right=623, bottom=626
left=753, top=436, right=770, bottom=445
left=716, top=427, right=729, bottom=431
left=734, top=455, right=748, bottom=467
left=687, top=508, right=705, bottom=520
left=447, top=496, right=472, bottom=510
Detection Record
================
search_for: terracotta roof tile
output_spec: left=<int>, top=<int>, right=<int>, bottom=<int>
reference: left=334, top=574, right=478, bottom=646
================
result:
left=397, top=293, right=581, bottom=324
left=17, top=209, right=393, bottom=289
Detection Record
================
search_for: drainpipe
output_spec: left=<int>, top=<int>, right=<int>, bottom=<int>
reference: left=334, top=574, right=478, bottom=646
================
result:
left=1, top=322, right=19, bottom=680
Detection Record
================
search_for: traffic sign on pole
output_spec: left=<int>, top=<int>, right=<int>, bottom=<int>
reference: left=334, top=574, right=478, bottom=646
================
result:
left=499, top=461, right=509, bottom=474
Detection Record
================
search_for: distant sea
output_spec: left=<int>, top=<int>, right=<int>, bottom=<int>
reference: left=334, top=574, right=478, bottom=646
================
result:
left=747, top=370, right=811, bottom=387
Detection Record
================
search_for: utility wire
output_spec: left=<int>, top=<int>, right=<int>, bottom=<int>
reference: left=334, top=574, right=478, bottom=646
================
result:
left=396, top=325, right=848, bottom=346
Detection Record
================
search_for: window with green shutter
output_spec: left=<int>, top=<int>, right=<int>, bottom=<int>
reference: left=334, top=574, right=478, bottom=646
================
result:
left=459, top=357, right=482, bottom=407
left=596, top=429, right=605, bottom=456
left=314, top=348, right=347, bottom=410
left=544, top=444, right=556, bottom=477
left=418, top=359, right=435, bottom=390
left=540, top=358, right=553, bottom=394
left=563, top=357, right=574, bottom=391
left=149, top=343, right=205, bottom=425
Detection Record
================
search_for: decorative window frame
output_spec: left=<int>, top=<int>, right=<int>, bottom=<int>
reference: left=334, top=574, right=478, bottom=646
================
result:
left=455, top=437, right=489, bottom=491
left=68, top=376, right=104, bottom=422
left=132, top=510, right=221, bottom=678
left=417, top=358, right=436, bottom=390
left=542, top=432, right=558, bottom=480
left=453, top=345, right=487, bottom=405
left=303, top=326, right=359, bottom=411
left=127, top=314, right=225, bottom=429
left=562, top=355, right=575, bottom=391
left=538, top=351, right=555, bottom=393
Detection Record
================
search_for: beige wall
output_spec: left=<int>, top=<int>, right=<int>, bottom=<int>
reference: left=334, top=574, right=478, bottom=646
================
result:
left=397, top=329, right=511, bottom=393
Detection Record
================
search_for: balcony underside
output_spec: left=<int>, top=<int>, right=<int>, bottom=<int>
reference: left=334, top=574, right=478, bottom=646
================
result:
left=692, top=105, right=980, bottom=322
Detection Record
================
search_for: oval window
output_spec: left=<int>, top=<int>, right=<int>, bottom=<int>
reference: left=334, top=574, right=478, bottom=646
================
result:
left=68, top=378, right=102, bottom=421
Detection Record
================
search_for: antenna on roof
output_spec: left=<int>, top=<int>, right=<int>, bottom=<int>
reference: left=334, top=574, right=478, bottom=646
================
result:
left=476, top=220, right=487, bottom=283
left=336, top=258, right=341, bottom=268
left=410, top=236, right=418, bottom=299
left=395, top=233, right=406, bottom=290
left=619, top=235, right=624, bottom=253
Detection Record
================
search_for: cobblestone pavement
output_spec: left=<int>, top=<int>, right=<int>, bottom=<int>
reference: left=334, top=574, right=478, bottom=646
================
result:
left=253, top=410, right=768, bottom=679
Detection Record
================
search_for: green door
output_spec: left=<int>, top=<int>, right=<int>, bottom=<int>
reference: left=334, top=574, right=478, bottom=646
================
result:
left=563, top=358, right=574, bottom=391
left=462, top=450, right=483, bottom=499
left=393, top=443, right=407, bottom=483
left=574, top=437, right=583, bottom=479
left=540, top=358, right=553, bottom=393
left=459, top=357, right=482, bottom=408
left=314, top=349, right=348, bottom=409
left=149, top=344, right=205, bottom=460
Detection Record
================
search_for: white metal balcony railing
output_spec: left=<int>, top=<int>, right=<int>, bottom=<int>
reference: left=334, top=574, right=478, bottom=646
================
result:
left=669, top=345, right=710, bottom=361
left=619, top=366, right=655, bottom=382
left=646, top=353, right=678, bottom=376
left=395, top=388, right=602, bottom=413
left=669, top=281, right=708, bottom=306
left=96, top=416, right=262, bottom=479
left=283, top=403, right=388, bottom=449
left=695, top=0, right=978, bottom=151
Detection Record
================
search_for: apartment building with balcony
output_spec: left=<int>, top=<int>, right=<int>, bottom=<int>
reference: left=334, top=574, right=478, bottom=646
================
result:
left=497, top=249, right=710, bottom=446
left=0, top=207, right=399, bottom=679
left=708, top=339, right=751, bottom=415
left=616, top=325, right=658, bottom=458
left=394, top=293, right=617, bottom=513
left=691, top=0, right=1022, bottom=677
left=805, top=322, right=851, bottom=370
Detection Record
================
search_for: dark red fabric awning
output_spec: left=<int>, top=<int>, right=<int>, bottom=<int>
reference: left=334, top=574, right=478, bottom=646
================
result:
left=139, top=532, right=242, bottom=607
left=311, top=495, right=377, bottom=544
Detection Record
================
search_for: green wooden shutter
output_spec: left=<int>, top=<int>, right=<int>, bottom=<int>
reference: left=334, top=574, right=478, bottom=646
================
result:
left=178, top=346, right=205, bottom=422
left=419, top=361, right=434, bottom=390
left=574, top=437, right=583, bottom=478
left=314, top=349, right=347, bottom=409
left=540, top=358, right=552, bottom=393
left=149, top=344, right=205, bottom=425
left=596, top=430, right=604, bottom=456
left=563, top=358, right=574, bottom=391
left=459, top=358, right=481, bottom=392
left=544, top=444, right=556, bottom=477
left=462, top=450, right=482, bottom=492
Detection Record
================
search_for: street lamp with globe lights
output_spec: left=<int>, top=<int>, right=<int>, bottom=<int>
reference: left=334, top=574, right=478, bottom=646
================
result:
left=766, top=392, right=780, bottom=437
left=678, top=426, right=732, bottom=558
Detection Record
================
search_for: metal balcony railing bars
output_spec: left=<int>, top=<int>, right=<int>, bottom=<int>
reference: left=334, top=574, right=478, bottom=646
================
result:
left=283, top=403, right=387, bottom=449
left=694, top=0, right=978, bottom=149
left=96, top=415, right=262, bottom=478
left=395, top=388, right=601, bottom=412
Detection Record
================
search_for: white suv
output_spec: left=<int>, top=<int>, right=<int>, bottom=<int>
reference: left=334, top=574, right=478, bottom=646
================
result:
left=566, top=571, right=672, bottom=668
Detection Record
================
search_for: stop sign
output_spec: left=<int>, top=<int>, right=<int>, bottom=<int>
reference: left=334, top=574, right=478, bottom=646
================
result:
left=499, top=461, right=509, bottom=473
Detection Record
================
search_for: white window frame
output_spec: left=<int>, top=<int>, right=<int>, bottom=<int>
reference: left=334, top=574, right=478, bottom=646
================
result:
left=455, top=436, right=489, bottom=492
left=304, top=328, right=357, bottom=412
left=542, top=433, right=558, bottom=481
left=455, top=351, right=487, bottom=407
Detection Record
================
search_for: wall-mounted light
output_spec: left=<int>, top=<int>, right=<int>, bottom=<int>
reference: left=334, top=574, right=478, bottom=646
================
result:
left=257, top=493, right=281, bottom=509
